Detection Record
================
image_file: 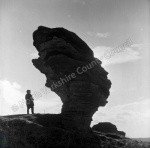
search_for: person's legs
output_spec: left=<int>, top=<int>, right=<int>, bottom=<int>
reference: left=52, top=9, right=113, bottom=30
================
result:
left=31, top=106, right=34, bottom=114
left=27, top=107, right=29, bottom=114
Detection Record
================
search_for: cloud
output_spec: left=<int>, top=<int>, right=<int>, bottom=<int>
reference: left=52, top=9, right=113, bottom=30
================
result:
left=93, top=45, right=112, bottom=58
left=0, top=79, right=25, bottom=115
left=131, top=43, right=143, bottom=48
left=87, top=32, right=110, bottom=38
left=30, top=52, right=39, bottom=59
left=96, top=32, right=110, bottom=38
left=92, top=41, right=142, bottom=66
left=0, top=80, right=23, bottom=104
left=91, top=99, right=150, bottom=138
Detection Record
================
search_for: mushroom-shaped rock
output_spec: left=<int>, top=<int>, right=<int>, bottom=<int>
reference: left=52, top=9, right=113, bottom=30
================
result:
left=32, top=26, right=111, bottom=131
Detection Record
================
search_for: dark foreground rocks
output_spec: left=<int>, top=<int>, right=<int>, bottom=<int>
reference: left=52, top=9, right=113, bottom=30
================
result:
left=1, top=114, right=149, bottom=148
left=92, top=122, right=126, bottom=137
left=32, top=26, right=111, bottom=131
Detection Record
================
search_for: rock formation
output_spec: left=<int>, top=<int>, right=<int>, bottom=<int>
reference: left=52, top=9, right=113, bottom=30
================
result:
left=1, top=115, right=150, bottom=148
left=92, top=122, right=126, bottom=137
left=0, top=114, right=130, bottom=148
left=32, top=26, right=111, bottom=131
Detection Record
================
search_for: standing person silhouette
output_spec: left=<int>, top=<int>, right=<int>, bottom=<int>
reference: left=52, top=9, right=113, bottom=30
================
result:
left=25, top=90, right=34, bottom=114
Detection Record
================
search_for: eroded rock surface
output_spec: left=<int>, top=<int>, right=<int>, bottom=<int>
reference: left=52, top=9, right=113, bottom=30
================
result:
left=32, top=26, right=111, bottom=131
left=0, top=114, right=129, bottom=148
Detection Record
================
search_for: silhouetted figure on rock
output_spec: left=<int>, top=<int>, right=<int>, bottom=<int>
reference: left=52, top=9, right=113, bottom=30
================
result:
left=25, top=90, right=34, bottom=114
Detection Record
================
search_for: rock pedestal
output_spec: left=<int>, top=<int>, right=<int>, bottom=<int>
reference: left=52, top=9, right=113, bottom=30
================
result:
left=32, top=26, right=111, bottom=131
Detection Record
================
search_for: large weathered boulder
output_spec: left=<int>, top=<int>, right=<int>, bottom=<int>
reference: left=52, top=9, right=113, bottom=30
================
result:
left=92, top=122, right=126, bottom=137
left=32, top=26, right=111, bottom=131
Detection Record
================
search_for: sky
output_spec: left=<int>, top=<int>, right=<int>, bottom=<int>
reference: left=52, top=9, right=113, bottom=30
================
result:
left=0, top=0, right=150, bottom=138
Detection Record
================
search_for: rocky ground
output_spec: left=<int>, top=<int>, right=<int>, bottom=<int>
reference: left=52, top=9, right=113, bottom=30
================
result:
left=0, top=114, right=149, bottom=148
